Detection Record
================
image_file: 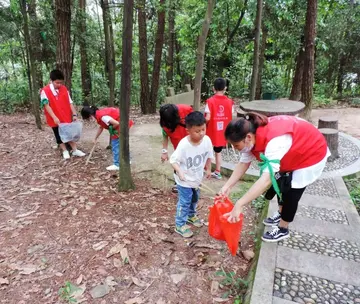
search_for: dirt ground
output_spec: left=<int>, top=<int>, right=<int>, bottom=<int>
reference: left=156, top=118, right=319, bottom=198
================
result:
left=1, top=106, right=359, bottom=304
left=0, top=111, right=257, bottom=304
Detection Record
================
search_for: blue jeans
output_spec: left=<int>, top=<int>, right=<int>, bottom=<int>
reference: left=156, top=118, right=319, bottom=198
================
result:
left=111, top=138, right=119, bottom=166
left=175, top=185, right=199, bottom=227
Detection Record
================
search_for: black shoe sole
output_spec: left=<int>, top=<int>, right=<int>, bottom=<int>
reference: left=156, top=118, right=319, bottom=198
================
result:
left=261, top=233, right=290, bottom=243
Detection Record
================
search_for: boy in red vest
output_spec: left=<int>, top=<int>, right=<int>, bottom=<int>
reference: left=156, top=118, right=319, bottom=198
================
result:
left=204, top=78, right=234, bottom=179
left=41, top=70, right=86, bottom=160
left=81, top=106, right=134, bottom=171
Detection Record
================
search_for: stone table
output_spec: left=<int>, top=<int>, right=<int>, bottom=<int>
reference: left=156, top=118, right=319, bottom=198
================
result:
left=239, top=99, right=305, bottom=117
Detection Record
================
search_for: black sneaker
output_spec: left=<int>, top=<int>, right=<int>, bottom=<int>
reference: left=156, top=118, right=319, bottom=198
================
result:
left=263, top=211, right=281, bottom=226
left=262, top=226, right=289, bottom=242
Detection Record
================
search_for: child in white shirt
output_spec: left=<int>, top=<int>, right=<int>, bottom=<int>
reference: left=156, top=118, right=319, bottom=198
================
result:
left=170, top=111, right=214, bottom=238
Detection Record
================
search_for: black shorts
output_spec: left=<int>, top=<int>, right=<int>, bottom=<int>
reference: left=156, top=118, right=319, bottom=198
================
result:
left=214, top=146, right=224, bottom=153
left=52, top=127, right=63, bottom=144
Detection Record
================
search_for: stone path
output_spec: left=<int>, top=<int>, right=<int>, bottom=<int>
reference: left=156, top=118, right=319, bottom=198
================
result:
left=250, top=176, right=360, bottom=304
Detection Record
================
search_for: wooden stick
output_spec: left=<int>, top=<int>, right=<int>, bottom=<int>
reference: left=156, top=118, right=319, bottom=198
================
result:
left=199, top=183, right=216, bottom=194
left=85, top=141, right=97, bottom=165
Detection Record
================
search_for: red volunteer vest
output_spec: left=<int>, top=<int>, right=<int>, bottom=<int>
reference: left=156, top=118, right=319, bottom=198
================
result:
left=206, top=95, right=234, bottom=147
left=252, top=116, right=328, bottom=171
left=42, top=84, right=72, bottom=127
left=95, top=107, right=134, bottom=139
left=163, top=104, right=193, bottom=149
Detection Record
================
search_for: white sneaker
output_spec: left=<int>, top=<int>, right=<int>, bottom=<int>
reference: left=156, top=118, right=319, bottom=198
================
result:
left=72, top=149, right=86, bottom=157
left=62, top=150, right=70, bottom=160
left=106, top=165, right=119, bottom=171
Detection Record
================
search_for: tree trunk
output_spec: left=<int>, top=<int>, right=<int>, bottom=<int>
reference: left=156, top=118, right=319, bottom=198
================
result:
left=20, top=0, right=42, bottom=129
left=149, top=0, right=166, bottom=114
left=255, top=19, right=268, bottom=100
left=78, top=0, right=92, bottom=105
left=28, top=0, right=43, bottom=89
left=301, top=0, right=317, bottom=120
left=55, top=0, right=72, bottom=90
left=290, top=39, right=305, bottom=101
left=166, top=0, right=175, bottom=86
left=137, top=0, right=150, bottom=114
left=118, top=0, right=135, bottom=191
left=101, top=0, right=116, bottom=106
left=193, top=0, right=216, bottom=111
left=337, top=55, right=346, bottom=97
left=249, top=0, right=263, bottom=101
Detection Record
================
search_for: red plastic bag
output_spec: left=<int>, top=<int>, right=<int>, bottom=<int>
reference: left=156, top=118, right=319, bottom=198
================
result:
left=208, top=197, right=244, bottom=256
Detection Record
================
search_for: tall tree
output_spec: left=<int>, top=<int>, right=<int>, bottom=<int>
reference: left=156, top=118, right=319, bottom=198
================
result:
left=28, top=0, right=43, bottom=89
left=301, top=0, right=317, bottom=120
left=149, top=0, right=166, bottom=114
left=118, top=0, right=135, bottom=191
left=55, top=0, right=72, bottom=90
left=101, top=0, right=116, bottom=106
left=137, top=0, right=150, bottom=114
left=193, top=0, right=215, bottom=111
left=19, top=0, right=41, bottom=129
left=289, top=37, right=305, bottom=101
left=166, top=0, right=175, bottom=86
left=249, top=0, right=263, bottom=101
left=255, top=15, right=268, bottom=100
left=78, top=0, right=92, bottom=105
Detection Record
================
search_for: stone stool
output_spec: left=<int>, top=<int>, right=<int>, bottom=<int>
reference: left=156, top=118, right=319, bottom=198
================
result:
left=319, top=128, right=339, bottom=162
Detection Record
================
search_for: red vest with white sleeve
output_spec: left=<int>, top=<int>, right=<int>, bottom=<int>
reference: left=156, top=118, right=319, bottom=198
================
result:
left=42, top=84, right=72, bottom=127
left=162, top=104, right=193, bottom=149
left=205, top=95, right=234, bottom=147
left=252, top=116, right=328, bottom=171
left=95, top=107, right=134, bottom=139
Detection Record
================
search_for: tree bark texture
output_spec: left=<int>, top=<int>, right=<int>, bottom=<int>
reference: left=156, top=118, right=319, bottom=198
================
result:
left=300, top=0, right=317, bottom=120
left=137, top=0, right=150, bottom=114
left=249, top=0, right=263, bottom=101
left=118, top=0, right=135, bottom=191
left=193, top=0, right=216, bottom=111
left=20, top=0, right=42, bottom=129
left=289, top=42, right=305, bottom=101
left=166, top=0, right=175, bottom=86
left=255, top=17, right=268, bottom=100
left=101, top=0, right=116, bottom=106
left=55, top=0, right=72, bottom=90
left=149, top=0, right=166, bottom=114
left=78, top=0, right=92, bottom=105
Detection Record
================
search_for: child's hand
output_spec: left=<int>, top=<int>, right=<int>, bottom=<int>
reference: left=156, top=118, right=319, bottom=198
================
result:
left=53, top=116, right=60, bottom=125
left=177, top=170, right=186, bottom=181
left=205, top=168, right=212, bottom=179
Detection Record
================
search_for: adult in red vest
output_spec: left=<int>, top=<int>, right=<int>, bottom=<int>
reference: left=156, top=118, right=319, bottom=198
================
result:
left=41, top=69, right=86, bottom=160
left=160, top=104, right=193, bottom=193
left=204, top=78, right=234, bottom=180
left=218, top=113, right=330, bottom=242
left=81, top=106, right=134, bottom=171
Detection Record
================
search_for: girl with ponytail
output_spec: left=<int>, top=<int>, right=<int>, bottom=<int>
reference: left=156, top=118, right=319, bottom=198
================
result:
left=219, top=112, right=330, bottom=243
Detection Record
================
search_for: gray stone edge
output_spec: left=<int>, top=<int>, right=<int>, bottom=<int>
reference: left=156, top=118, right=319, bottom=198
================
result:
left=272, top=297, right=297, bottom=304
left=220, top=132, right=360, bottom=178
left=249, top=199, right=278, bottom=304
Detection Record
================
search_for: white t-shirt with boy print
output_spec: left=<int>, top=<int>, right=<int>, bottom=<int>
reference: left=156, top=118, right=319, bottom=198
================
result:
left=170, top=135, right=214, bottom=188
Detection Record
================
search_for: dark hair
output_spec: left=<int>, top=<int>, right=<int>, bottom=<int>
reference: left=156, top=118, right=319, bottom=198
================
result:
left=225, top=112, right=268, bottom=142
left=81, top=105, right=99, bottom=119
left=185, top=111, right=206, bottom=128
left=50, top=69, right=64, bottom=81
left=159, top=104, right=180, bottom=132
left=214, top=78, right=226, bottom=91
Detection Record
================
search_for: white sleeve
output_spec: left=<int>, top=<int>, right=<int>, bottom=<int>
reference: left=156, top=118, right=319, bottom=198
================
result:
left=207, top=136, right=214, bottom=159
left=240, top=152, right=256, bottom=163
left=232, top=105, right=235, bottom=114
left=68, top=92, right=73, bottom=104
left=40, top=90, right=48, bottom=100
left=204, top=104, right=210, bottom=114
left=262, top=134, right=293, bottom=173
left=170, top=141, right=184, bottom=165
left=101, top=115, right=113, bottom=126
